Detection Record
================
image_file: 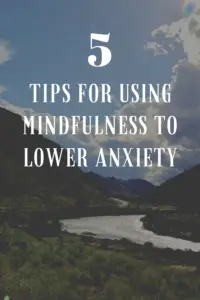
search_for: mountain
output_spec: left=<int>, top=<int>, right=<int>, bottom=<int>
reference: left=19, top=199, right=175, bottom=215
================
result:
left=145, top=164, right=200, bottom=208
left=0, top=105, right=155, bottom=210
left=0, top=106, right=105, bottom=209
left=86, top=172, right=155, bottom=199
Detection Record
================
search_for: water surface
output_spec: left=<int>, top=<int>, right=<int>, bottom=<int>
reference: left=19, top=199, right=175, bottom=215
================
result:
left=61, top=215, right=200, bottom=252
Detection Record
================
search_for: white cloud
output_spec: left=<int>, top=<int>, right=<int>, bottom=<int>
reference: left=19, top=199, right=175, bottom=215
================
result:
left=141, top=13, right=200, bottom=183
left=146, top=15, right=200, bottom=66
left=0, top=39, right=14, bottom=96
left=0, top=39, right=13, bottom=65
left=96, top=59, right=200, bottom=183
left=0, top=85, right=6, bottom=95
left=144, top=42, right=168, bottom=56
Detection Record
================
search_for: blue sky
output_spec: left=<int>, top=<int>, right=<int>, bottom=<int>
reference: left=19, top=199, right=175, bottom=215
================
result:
left=0, top=0, right=199, bottom=183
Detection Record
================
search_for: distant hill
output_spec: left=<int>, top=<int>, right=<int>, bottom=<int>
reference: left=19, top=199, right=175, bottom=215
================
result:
left=86, top=172, right=155, bottom=199
left=145, top=165, right=200, bottom=208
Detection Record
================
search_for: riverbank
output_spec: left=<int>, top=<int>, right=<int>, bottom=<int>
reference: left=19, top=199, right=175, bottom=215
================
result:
left=142, top=213, right=200, bottom=243
left=0, top=205, right=159, bottom=222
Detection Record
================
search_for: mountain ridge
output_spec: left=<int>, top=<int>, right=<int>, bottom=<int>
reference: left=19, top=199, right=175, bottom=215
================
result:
left=86, top=171, right=155, bottom=199
left=0, top=105, right=154, bottom=209
left=0, top=106, right=105, bottom=208
left=145, top=164, right=200, bottom=208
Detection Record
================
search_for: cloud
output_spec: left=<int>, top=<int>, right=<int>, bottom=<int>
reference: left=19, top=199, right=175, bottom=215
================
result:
left=144, top=42, right=168, bottom=56
left=140, top=13, right=200, bottom=183
left=165, top=60, right=200, bottom=149
left=0, top=39, right=13, bottom=65
left=0, top=39, right=14, bottom=96
left=96, top=61, right=200, bottom=183
left=0, top=86, right=6, bottom=95
left=146, top=15, right=200, bottom=66
left=117, top=15, right=200, bottom=183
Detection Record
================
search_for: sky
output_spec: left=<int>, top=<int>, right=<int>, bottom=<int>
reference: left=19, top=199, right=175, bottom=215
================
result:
left=0, top=0, right=200, bottom=184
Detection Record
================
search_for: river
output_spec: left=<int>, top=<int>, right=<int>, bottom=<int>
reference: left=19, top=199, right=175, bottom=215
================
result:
left=61, top=215, right=200, bottom=252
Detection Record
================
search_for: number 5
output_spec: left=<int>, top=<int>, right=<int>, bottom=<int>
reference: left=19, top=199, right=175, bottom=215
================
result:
left=88, top=33, right=112, bottom=67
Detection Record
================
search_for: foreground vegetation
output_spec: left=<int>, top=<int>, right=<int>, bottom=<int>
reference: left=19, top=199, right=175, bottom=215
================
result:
left=0, top=195, right=198, bottom=300
left=1, top=224, right=200, bottom=300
